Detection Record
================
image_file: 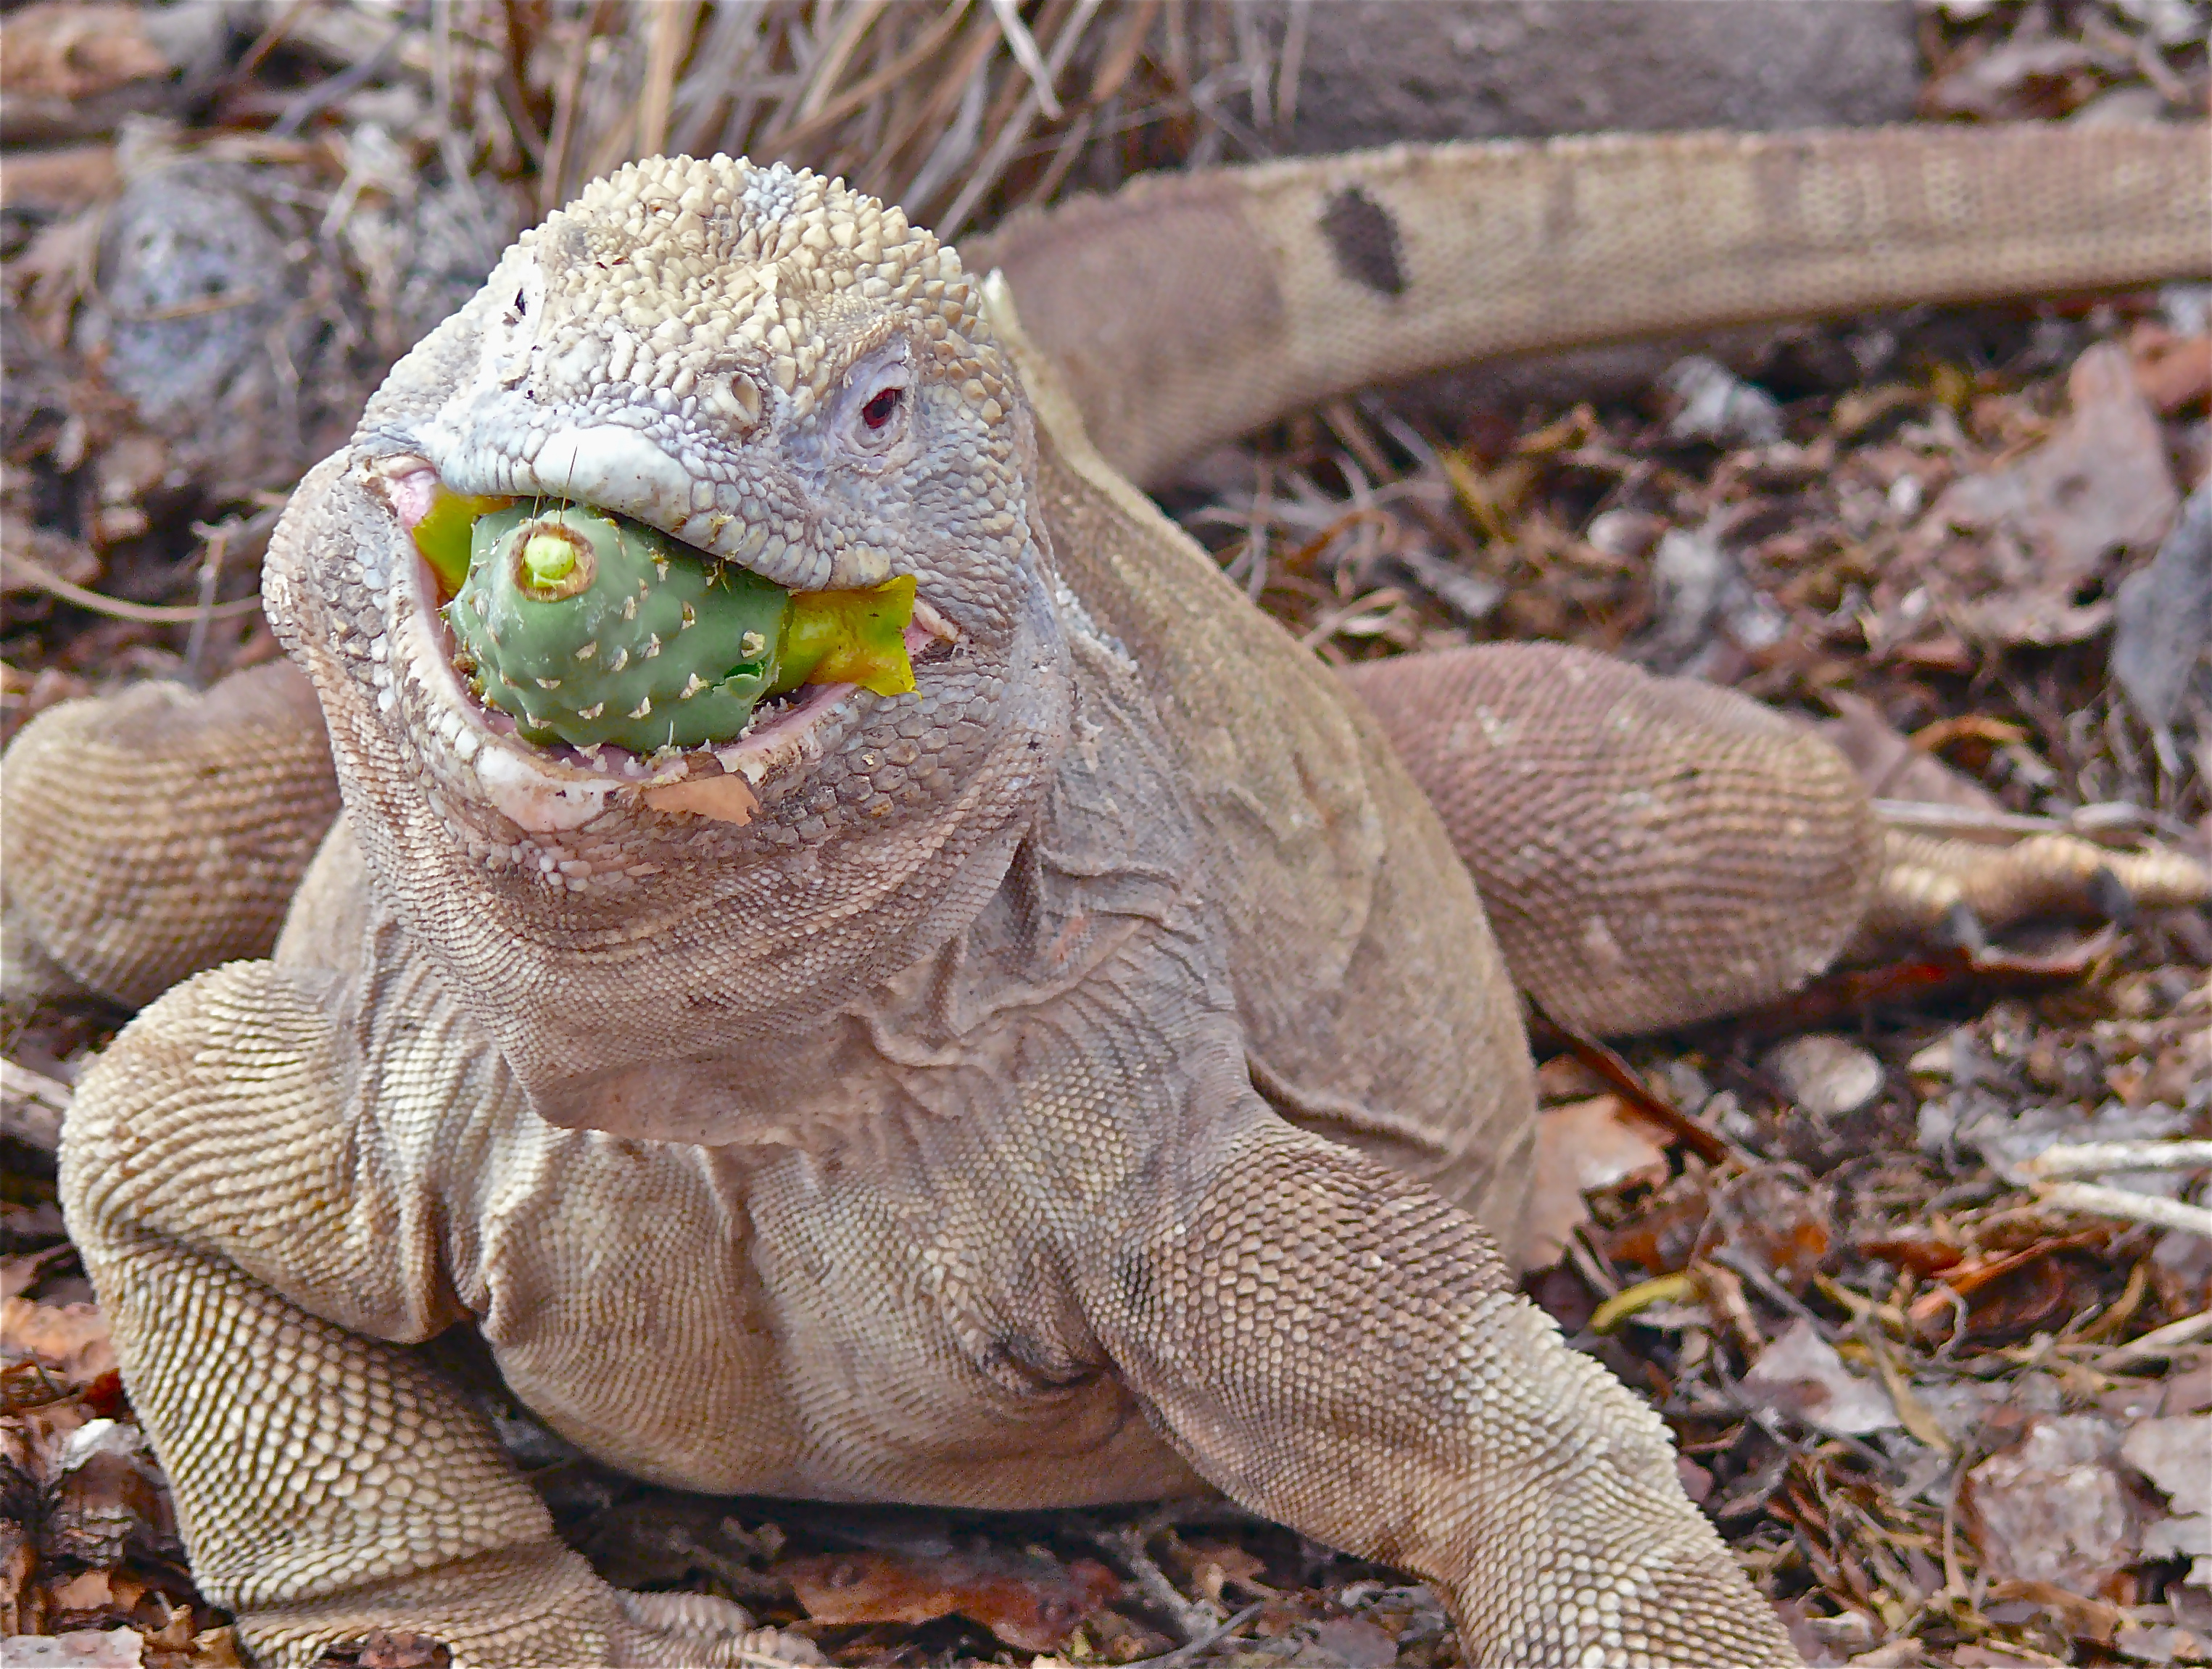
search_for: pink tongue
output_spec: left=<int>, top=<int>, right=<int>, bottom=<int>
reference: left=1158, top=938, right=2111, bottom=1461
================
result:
left=386, top=468, right=439, bottom=531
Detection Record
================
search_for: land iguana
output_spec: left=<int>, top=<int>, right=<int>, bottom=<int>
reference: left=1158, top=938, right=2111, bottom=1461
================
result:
left=4, top=123, right=2208, bottom=1667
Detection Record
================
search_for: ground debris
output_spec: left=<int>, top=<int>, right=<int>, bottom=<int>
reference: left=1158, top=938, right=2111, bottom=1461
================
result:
left=4, top=1, right=2210, bottom=1664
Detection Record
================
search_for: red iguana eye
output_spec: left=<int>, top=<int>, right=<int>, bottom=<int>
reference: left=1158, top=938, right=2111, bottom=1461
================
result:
left=860, top=387, right=900, bottom=429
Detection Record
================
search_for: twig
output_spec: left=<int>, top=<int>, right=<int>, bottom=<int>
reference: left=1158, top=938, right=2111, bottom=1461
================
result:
left=637, top=0, right=700, bottom=157
left=987, top=0, right=1064, bottom=120
left=2034, top=1182, right=2212, bottom=1238
left=270, top=20, right=408, bottom=138
left=2023, top=1140, right=2212, bottom=1177
left=1123, top=1601, right=1267, bottom=1668
left=5, top=552, right=264, bottom=626
left=1591, top=1271, right=1699, bottom=1334
left=1526, top=1007, right=1736, bottom=1167
left=2095, top=1307, right=2212, bottom=1370
left=1092, top=1523, right=1222, bottom=1641
left=184, top=523, right=232, bottom=687
left=1871, top=797, right=2158, bottom=845
left=1, top=1059, right=73, bottom=1154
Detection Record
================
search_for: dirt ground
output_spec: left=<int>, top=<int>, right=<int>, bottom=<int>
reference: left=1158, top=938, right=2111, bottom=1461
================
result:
left=3, top=3, right=2209, bottom=1665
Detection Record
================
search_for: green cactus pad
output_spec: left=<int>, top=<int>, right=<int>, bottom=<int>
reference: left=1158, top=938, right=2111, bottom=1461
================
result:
left=447, top=503, right=792, bottom=753
left=443, top=501, right=919, bottom=755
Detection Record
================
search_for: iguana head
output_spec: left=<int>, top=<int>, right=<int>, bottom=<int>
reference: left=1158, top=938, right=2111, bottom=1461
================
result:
left=263, top=156, right=1075, bottom=1133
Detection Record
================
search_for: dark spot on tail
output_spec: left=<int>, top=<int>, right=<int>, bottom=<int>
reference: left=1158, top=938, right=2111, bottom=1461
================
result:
left=1319, top=186, right=1407, bottom=297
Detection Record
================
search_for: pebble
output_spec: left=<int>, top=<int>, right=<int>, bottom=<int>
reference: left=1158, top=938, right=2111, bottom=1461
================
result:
left=1765, top=1033, right=1884, bottom=1117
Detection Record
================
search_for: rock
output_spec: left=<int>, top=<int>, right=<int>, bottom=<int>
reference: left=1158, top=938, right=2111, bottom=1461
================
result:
left=1660, top=355, right=1784, bottom=448
left=1765, top=1035, right=1884, bottom=1118
left=1259, top=1, right=1921, bottom=154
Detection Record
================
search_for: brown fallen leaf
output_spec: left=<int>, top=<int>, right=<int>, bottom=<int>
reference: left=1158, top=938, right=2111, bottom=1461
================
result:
left=1520, top=1094, right=1673, bottom=1271
left=1904, top=343, right=2179, bottom=647
left=1179, top=1541, right=1269, bottom=1606
left=1711, top=932, right=2115, bottom=1040
left=638, top=772, right=758, bottom=826
left=0, top=4, right=170, bottom=101
left=1699, top=1166, right=1831, bottom=1296
left=2131, top=324, right=2212, bottom=416
left=779, top=1544, right=1118, bottom=1652
left=44, top=1570, right=115, bottom=1615
left=2, top=1299, right=116, bottom=1389
left=44, top=1418, right=173, bottom=1570
left=1905, top=1234, right=2105, bottom=1343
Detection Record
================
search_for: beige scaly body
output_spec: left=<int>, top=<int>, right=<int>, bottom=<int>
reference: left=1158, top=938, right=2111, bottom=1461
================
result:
left=7, top=126, right=2207, bottom=1667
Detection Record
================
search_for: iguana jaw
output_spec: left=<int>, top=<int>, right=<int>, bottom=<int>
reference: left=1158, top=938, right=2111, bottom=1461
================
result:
left=369, top=452, right=959, bottom=833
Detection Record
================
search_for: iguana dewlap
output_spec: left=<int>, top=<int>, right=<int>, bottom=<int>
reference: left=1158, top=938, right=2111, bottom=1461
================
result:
left=12, top=126, right=2209, bottom=1669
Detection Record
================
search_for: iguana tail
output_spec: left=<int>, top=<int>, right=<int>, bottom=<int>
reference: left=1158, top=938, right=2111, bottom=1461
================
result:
left=970, top=123, right=2212, bottom=486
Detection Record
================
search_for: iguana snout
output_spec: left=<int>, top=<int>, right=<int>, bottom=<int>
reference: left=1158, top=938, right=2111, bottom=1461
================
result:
left=254, top=155, right=1084, bottom=1138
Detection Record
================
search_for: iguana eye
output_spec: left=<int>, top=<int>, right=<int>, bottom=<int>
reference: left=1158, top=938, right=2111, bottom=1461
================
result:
left=835, top=343, right=912, bottom=459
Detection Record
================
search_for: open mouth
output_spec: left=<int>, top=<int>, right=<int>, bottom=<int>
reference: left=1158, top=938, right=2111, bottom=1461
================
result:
left=372, top=456, right=958, bottom=831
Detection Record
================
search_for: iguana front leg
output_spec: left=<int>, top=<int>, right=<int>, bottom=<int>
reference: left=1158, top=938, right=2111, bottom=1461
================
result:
left=1, top=663, right=338, bottom=1008
left=59, top=958, right=816, bottom=1668
left=1082, top=1082, right=1797, bottom=1667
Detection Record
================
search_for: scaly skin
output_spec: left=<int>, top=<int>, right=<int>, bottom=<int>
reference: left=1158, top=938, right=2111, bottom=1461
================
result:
left=29, top=130, right=2211, bottom=1668
left=60, top=154, right=1799, bottom=1668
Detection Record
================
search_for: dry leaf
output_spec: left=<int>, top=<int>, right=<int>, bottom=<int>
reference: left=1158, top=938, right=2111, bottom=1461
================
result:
left=2122, top=1415, right=2212, bottom=1589
left=2131, top=326, right=2212, bottom=415
left=2113, top=481, right=2211, bottom=742
left=1, top=1299, right=115, bottom=1388
left=1740, top=1317, right=1899, bottom=1436
left=1965, top=1415, right=2133, bottom=1594
left=1702, top=1167, right=1831, bottom=1295
left=1914, top=343, right=2179, bottom=647
left=0, top=5, right=170, bottom=100
left=43, top=1570, right=114, bottom=1614
left=1820, top=692, right=2005, bottom=814
left=780, top=1545, right=1117, bottom=1652
left=45, top=1419, right=171, bottom=1569
left=1520, top=1094, right=1673, bottom=1270
left=639, top=773, right=758, bottom=826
